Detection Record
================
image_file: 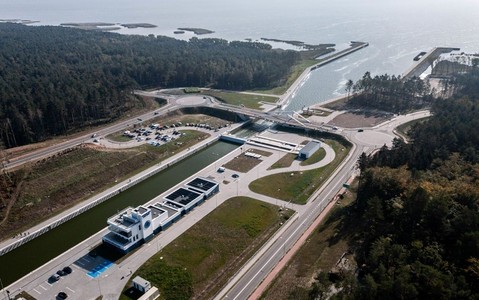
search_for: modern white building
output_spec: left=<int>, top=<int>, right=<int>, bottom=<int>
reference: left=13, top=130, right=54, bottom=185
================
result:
left=103, top=177, right=219, bottom=253
left=298, top=140, right=321, bottom=159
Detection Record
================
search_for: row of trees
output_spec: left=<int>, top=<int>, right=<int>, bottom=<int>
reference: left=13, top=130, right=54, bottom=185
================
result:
left=345, top=72, right=433, bottom=113
left=351, top=69, right=479, bottom=299
left=0, top=23, right=301, bottom=148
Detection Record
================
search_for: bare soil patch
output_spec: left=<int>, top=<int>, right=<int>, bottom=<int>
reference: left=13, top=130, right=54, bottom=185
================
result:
left=222, top=153, right=262, bottom=173
left=328, top=110, right=389, bottom=128
left=247, top=148, right=273, bottom=157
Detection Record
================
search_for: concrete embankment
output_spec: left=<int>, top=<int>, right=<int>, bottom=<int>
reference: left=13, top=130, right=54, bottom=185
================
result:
left=402, top=47, right=460, bottom=79
left=310, top=42, right=369, bottom=72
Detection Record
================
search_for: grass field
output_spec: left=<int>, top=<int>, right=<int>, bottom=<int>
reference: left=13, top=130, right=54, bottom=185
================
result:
left=0, top=130, right=209, bottom=241
left=268, top=153, right=297, bottom=170
left=121, top=197, right=293, bottom=300
left=202, top=90, right=278, bottom=109
left=251, top=139, right=350, bottom=204
left=261, top=181, right=359, bottom=300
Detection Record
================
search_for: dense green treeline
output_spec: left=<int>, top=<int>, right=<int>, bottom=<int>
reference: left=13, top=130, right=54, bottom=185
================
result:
left=0, top=23, right=299, bottom=147
left=346, top=73, right=433, bottom=113
left=350, top=69, right=479, bottom=299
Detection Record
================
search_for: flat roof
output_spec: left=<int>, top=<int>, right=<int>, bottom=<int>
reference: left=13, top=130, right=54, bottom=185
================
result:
left=108, top=207, right=140, bottom=228
left=155, top=203, right=179, bottom=216
left=186, top=177, right=217, bottom=192
left=165, top=188, right=202, bottom=205
left=300, top=140, right=321, bottom=154
left=147, top=205, right=166, bottom=220
left=133, top=275, right=150, bottom=287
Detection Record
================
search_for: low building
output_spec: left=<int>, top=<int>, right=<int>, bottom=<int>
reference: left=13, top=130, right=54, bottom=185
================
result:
left=185, top=177, right=220, bottom=198
left=133, top=276, right=152, bottom=293
left=298, top=140, right=321, bottom=159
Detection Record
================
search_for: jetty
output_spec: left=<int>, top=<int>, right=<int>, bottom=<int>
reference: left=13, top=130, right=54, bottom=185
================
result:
left=402, top=47, right=460, bottom=79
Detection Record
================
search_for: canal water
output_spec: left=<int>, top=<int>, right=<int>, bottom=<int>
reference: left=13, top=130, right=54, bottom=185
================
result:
left=0, top=141, right=238, bottom=286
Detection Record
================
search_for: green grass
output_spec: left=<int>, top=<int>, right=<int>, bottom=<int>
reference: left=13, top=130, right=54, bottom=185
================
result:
left=268, top=153, right=297, bottom=170
left=184, top=87, right=201, bottom=93
left=251, top=140, right=350, bottom=204
left=300, top=148, right=326, bottom=166
left=121, top=197, right=292, bottom=300
left=202, top=90, right=278, bottom=109
left=106, top=134, right=132, bottom=142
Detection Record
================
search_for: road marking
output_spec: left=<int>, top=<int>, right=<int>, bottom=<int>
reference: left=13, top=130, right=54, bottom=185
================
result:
left=40, top=284, right=48, bottom=290
left=66, top=287, right=76, bottom=293
left=33, top=288, right=41, bottom=295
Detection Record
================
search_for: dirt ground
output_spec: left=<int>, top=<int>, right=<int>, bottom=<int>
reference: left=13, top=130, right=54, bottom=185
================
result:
left=328, top=111, right=390, bottom=128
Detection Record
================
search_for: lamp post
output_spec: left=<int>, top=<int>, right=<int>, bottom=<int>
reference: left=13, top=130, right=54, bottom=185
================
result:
left=97, top=277, right=102, bottom=297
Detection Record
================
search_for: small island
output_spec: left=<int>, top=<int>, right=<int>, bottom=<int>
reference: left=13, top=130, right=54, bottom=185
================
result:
left=0, top=19, right=39, bottom=24
left=177, top=27, right=214, bottom=35
left=261, top=38, right=336, bottom=50
left=60, top=22, right=121, bottom=31
left=261, top=37, right=335, bottom=50
left=121, top=23, right=157, bottom=29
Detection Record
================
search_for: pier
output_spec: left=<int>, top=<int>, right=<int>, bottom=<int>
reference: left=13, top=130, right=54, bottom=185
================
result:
left=402, top=47, right=460, bottom=79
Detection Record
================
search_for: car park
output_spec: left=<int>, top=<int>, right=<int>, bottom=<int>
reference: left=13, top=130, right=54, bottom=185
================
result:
left=49, top=274, right=60, bottom=282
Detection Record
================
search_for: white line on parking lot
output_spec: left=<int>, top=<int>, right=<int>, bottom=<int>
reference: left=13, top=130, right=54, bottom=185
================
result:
left=40, top=284, right=48, bottom=290
left=33, top=288, right=41, bottom=294
left=66, top=287, right=76, bottom=293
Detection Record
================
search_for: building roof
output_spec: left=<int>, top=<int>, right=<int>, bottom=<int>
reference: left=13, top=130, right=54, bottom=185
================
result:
left=133, top=275, right=150, bottom=288
left=186, top=177, right=217, bottom=192
left=300, top=140, right=321, bottom=154
left=165, top=187, right=202, bottom=205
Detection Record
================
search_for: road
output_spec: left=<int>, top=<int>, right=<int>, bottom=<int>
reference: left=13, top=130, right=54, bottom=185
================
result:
left=215, top=110, right=429, bottom=300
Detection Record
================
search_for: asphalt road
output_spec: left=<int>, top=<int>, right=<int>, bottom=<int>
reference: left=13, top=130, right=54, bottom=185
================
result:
left=216, top=110, right=430, bottom=299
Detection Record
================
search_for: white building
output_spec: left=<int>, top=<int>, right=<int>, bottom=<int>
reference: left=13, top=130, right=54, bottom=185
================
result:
left=298, top=140, right=321, bottom=159
left=103, top=177, right=219, bottom=253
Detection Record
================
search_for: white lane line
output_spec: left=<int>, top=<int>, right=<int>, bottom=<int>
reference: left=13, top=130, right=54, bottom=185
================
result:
left=40, top=284, right=48, bottom=290
left=66, top=287, right=76, bottom=293
left=33, top=288, right=41, bottom=294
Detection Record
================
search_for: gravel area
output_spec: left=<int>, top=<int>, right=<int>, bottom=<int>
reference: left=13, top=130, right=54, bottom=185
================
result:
left=328, top=111, right=389, bottom=128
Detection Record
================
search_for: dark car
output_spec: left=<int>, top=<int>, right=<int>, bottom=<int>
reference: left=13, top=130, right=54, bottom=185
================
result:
left=63, top=266, right=73, bottom=274
left=357, top=129, right=364, bottom=132
left=57, top=291, right=68, bottom=299
left=232, top=173, right=239, bottom=179
left=57, top=269, right=66, bottom=276
left=49, top=274, right=60, bottom=283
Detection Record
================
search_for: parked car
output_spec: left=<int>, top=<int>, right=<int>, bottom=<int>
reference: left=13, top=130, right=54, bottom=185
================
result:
left=49, top=274, right=60, bottom=282
left=57, top=269, right=66, bottom=276
left=357, top=129, right=364, bottom=132
left=232, top=173, right=239, bottom=178
left=57, top=291, right=68, bottom=299
left=63, top=266, right=73, bottom=274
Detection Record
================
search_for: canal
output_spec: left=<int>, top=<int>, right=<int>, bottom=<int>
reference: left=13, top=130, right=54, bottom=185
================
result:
left=0, top=141, right=238, bottom=286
